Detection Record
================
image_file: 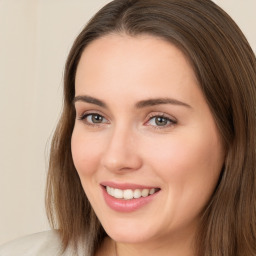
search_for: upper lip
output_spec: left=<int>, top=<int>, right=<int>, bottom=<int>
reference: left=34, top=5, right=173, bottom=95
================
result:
left=100, top=181, right=160, bottom=190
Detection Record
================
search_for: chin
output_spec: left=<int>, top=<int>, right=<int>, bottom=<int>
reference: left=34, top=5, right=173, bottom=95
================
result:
left=101, top=219, right=158, bottom=244
left=108, top=230, right=152, bottom=244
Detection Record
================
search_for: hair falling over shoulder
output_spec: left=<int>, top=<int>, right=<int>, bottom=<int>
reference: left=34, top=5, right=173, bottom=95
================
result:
left=45, top=0, right=256, bottom=255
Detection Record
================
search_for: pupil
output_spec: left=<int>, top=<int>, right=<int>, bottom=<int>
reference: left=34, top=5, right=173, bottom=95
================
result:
left=92, top=115, right=103, bottom=123
left=156, top=117, right=167, bottom=126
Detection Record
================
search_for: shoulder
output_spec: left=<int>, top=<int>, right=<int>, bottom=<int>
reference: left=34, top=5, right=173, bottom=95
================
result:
left=0, top=230, right=63, bottom=256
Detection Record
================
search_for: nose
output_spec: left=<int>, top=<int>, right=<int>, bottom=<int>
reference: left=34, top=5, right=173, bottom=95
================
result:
left=100, top=126, right=142, bottom=173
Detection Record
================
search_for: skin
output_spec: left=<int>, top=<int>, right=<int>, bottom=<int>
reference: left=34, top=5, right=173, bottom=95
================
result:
left=71, top=34, right=225, bottom=256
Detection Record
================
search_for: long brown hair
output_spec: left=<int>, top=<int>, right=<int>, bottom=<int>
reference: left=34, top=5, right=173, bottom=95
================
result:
left=46, top=0, right=256, bottom=255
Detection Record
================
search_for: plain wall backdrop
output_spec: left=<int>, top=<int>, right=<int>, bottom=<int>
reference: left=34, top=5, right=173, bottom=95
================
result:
left=0, top=0, right=255, bottom=245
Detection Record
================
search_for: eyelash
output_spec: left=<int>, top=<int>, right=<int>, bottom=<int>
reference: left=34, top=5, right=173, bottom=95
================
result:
left=145, top=113, right=177, bottom=129
left=77, top=112, right=177, bottom=129
left=78, top=112, right=109, bottom=128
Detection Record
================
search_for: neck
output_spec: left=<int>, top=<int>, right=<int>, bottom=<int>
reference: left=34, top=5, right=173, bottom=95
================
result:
left=115, top=236, right=195, bottom=256
left=96, top=228, right=196, bottom=256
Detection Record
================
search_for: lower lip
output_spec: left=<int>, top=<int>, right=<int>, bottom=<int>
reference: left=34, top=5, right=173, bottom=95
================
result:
left=101, top=186, right=160, bottom=213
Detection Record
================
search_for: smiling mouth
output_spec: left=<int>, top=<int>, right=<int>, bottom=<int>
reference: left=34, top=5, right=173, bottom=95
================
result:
left=104, top=186, right=161, bottom=200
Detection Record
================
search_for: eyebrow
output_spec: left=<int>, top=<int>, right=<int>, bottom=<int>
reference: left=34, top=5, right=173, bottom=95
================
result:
left=73, top=95, right=191, bottom=109
left=135, top=98, right=192, bottom=109
left=73, top=95, right=107, bottom=108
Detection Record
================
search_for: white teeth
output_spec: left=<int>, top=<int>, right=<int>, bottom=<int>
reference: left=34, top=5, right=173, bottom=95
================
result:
left=141, top=189, right=149, bottom=197
left=110, top=187, right=115, bottom=196
left=106, top=186, right=158, bottom=200
left=123, top=189, right=133, bottom=200
left=134, top=189, right=142, bottom=198
left=114, top=188, right=123, bottom=199
left=150, top=188, right=155, bottom=195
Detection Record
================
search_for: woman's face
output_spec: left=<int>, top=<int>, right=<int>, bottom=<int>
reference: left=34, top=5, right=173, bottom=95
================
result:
left=72, top=34, right=225, bottom=246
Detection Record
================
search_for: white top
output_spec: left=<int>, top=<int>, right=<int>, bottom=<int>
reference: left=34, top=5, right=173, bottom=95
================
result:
left=0, top=230, right=81, bottom=256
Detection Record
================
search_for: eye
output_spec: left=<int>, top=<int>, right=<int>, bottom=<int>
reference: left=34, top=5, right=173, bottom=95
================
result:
left=78, top=113, right=109, bottom=125
left=87, top=114, right=105, bottom=123
left=146, top=114, right=176, bottom=128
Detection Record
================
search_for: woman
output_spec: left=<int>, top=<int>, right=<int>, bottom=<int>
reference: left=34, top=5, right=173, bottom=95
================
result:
left=1, top=0, right=256, bottom=255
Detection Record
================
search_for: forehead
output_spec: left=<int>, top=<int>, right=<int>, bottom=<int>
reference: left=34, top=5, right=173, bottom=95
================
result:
left=76, top=33, right=192, bottom=73
left=75, top=34, right=201, bottom=106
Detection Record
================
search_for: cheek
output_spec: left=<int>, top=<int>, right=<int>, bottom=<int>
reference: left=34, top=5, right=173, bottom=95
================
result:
left=147, top=131, right=223, bottom=176
left=145, top=130, right=224, bottom=208
left=71, top=128, right=106, bottom=209
left=71, top=129, right=103, bottom=178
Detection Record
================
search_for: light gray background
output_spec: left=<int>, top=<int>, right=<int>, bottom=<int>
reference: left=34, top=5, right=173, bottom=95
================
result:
left=0, top=0, right=255, bottom=245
